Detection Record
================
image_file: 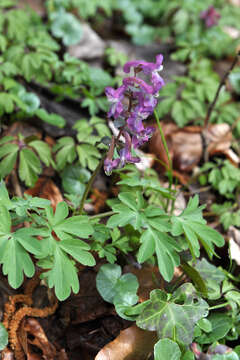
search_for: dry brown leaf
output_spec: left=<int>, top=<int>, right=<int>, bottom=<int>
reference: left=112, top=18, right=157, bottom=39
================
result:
left=149, top=122, right=239, bottom=177
left=17, top=0, right=46, bottom=16
left=1, top=349, right=14, bottom=360
left=23, top=318, right=57, bottom=360
left=95, top=325, right=157, bottom=360
left=25, top=177, right=63, bottom=211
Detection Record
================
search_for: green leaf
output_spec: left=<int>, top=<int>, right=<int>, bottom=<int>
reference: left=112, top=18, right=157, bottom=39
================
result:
left=54, top=137, right=76, bottom=170
left=0, top=204, right=11, bottom=236
left=136, top=283, right=208, bottom=345
left=61, top=164, right=90, bottom=195
left=54, top=215, right=94, bottom=239
left=0, top=143, right=18, bottom=178
left=1, top=238, right=35, bottom=288
left=19, top=92, right=40, bottom=113
left=77, top=143, right=100, bottom=171
left=96, top=264, right=122, bottom=303
left=154, top=339, right=181, bottom=360
left=35, top=109, right=66, bottom=128
left=47, top=245, right=79, bottom=301
left=19, top=148, right=41, bottom=187
left=196, top=313, right=233, bottom=344
left=197, top=318, right=212, bottom=333
left=51, top=11, right=82, bottom=46
left=0, top=323, right=8, bottom=351
left=172, top=100, right=188, bottom=127
left=59, top=238, right=95, bottom=266
left=29, top=140, right=54, bottom=167
left=0, top=181, right=12, bottom=209
left=0, top=92, right=14, bottom=113
left=171, top=196, right=224, bottom=259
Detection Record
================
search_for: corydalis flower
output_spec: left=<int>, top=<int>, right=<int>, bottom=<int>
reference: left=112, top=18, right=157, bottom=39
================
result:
left=119, top=132, right=140, bottom=168
left=123, top=54, right=165, bottom=93
left=104, top=54, right=165, bottom=175
left=200, top=6, right=221, bottom=28
left=105, top=85, right=126, bottom=118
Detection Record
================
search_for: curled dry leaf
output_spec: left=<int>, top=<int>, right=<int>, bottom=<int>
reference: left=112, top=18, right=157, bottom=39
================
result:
left=22, top=318, right=57, bottom=360
left=1, top=349, right=14, bottom=360
left=229, top=226, right=240, bottom=265
left=25, top=177, right=63, bottom=211
left=95, top=325, right=157, bottom=360
left=149, top=122, right=239, bottom=178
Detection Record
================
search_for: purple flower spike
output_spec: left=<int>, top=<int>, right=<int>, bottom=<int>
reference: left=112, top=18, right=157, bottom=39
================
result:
left=123, top=77, right=156, bottom=95
left=104, top=158, right=120, bottom=176
left=132, top=126, right=155, bottom=148
left=105, top=85, right=126, bottom=118
left=200, top=6, right=221, bottom=28
left=119, top=132, right=140, bottom=168
left=123, top=54, right=164, bottom=75
left=151, top=71, right=165, bottom=93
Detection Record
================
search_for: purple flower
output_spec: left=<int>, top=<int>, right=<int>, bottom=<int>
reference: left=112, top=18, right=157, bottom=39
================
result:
left=123, top=77, right=156, bottom=95
left=119, top=132, right=140, bottom=168
left=104, top=158, right=120, bottom=176
left=200, top=6, right=221, bottom=28
left=132, top=126, right=155, bottom=148
left=123, top=54, right=164, bottom=75
left=105, top=85, right=126, bottom=118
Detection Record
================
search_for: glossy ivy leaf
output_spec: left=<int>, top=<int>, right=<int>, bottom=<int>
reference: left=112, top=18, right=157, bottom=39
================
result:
left=51, top=11, right=82, bottom=46
left=19, top=92, right=40, bottom=113
left=96, top=264, right=139, bottom=320
left=47, top=245, right=80, bottom=301
left=171, top=195, right=224, bottom=259
left=61, top=164, right=91, bottom=195
left=196, top=313, right=233, bottom=344
left=136, top=283, right=208, bottom=345
left=154, top=339, right=181, bottom=360
left=0, top=323, right=8, bottom=351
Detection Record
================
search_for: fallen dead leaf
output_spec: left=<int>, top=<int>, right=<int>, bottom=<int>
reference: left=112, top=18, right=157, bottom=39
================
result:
left=22, top=318, right=57, bottom=360
left=25, top=177, right=63, bottom=210
left=1, top=349, right=14, bottom=360
left=149, top=122, right=239, bottom=177
left=95, top=325, right=157, bottom=360
left=229, top=227, right=240, bottom=265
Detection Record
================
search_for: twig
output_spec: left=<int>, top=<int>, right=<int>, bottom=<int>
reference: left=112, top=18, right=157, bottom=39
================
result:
left=204, top=51, right=240, bottom=128
left=11, top=170, right=22, bottom=197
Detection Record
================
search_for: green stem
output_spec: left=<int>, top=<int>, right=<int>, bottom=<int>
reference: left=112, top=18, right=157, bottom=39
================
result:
left=208, top=302, right=230, bottom=310
left=90, top=211, right=116, bottom=220
left=154, top=110, right=173, bottom=211
left=79, top=156, right=105, bottom=215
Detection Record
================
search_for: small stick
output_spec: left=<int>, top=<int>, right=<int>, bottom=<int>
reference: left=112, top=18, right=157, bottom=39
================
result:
left=204, top=51, right=240, bottom=128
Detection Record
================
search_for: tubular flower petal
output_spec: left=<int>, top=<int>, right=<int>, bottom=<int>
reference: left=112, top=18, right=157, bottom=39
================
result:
left=200, top=6, right=221, bottom=28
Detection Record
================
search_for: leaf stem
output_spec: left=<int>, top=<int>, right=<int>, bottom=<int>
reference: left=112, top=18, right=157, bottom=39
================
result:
left=154, top=110, right=173, bottom=211
left=90, top=211, right=116, bottom=220
left=204, top=51, right=240, bottom=128
left=79, top=156, right=105, bottom=215
left=208, top=302, right=229, bottom=310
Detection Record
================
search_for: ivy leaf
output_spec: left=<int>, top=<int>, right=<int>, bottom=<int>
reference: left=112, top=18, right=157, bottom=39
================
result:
left=51, top=11, right=82, bottom=46
left=136, top=283, right=209, bottom=345
left=0, top=323, right=8, bottom=351
left=196, top=313, right=233, bottom=344
left=47, top=245, right=79, bottom=301
left=61, top=164, right=90, bottom=195
left=154, top=339, right=181, bottom=360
